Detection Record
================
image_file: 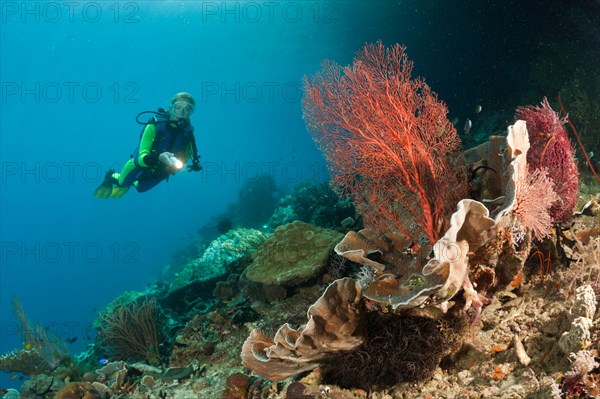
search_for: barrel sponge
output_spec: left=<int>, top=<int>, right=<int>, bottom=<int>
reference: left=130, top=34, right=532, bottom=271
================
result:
left=245, top=221, right=343, bottom=286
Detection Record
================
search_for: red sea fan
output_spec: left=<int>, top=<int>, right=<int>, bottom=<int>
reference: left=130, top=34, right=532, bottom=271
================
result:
left=515, top=98, right=579, bottom=223
left=302, top=42, right=467, bottom=243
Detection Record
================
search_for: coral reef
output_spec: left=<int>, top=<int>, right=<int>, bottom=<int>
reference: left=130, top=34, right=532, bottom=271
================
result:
left=332, top=121, right=533, bottom=312
left=266, top=196, right=298, bottom=229
left=4, top=38, right=598, bottom=399
left=5, top=201, right=599, bottom=399
left=332, top=197, right=497, bottom=311
left=289, top=181, right=356, bottom=229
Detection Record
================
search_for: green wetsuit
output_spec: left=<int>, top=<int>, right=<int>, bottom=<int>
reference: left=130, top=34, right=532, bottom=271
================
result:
left=116, top=122, right=195, bottom=188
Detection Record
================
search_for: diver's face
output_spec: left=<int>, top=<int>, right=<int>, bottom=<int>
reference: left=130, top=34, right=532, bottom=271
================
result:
left=170, top=101, right=194, bottom=121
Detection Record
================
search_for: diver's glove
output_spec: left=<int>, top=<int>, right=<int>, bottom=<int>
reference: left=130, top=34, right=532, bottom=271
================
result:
left=159, top=152, right=183, bottom=170
left=188, top=158, right=202, bottom=172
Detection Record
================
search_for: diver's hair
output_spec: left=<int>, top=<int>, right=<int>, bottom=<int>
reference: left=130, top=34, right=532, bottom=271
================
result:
left=171, top=92, right=195, bottom=107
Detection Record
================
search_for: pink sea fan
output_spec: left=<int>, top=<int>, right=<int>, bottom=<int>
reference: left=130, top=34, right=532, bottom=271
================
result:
left=512, top=167, right=560, bottom=240
left=515, top=98, right=579, bottom=223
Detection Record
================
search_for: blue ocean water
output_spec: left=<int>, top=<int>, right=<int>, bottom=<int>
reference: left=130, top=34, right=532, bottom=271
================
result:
left=0, top=0, right=596, bottom=390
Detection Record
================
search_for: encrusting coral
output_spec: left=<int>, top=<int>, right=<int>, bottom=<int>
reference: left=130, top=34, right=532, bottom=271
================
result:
left=171, top=228, right=267, bottom=291
left=245, top=221, right=343, bottom=287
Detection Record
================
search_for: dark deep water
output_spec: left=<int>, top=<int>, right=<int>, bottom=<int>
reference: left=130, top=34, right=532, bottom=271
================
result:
left=1, top=0, right=598, bottom=390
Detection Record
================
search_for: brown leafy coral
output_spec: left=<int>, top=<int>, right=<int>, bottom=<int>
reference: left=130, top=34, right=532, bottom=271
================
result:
left=335, top=199, right=497, bottom=311
left=241, top=278, right=364, bottom=381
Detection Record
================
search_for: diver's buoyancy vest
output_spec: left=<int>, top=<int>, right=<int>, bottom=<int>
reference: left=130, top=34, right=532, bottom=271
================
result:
left=132, top=113, right=195, bottom=168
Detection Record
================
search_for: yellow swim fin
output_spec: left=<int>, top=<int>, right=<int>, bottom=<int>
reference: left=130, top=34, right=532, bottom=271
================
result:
left=93, top=184, right=113, bottom=199
left=94, top=169, right=119, bottom=199
left=110, top=186, right=130, bottom=198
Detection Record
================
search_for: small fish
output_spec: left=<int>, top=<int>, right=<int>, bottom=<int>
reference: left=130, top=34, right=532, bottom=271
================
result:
left=589, top=151, right=595, bottom=159
left=451, top=117, right=459, bottom=126
left=464, top=118, right=472, bottom=134
left=66, top=337, right=77, bottom=344
left=474, top=105, right=482, bottom=114
left=24, top=343, right=31, bottom=350
left=99, top=358, right=109, bottom=365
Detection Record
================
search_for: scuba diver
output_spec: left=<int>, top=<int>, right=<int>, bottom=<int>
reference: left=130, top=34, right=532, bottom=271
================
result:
left=94, top=92, right=202, bottom=199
